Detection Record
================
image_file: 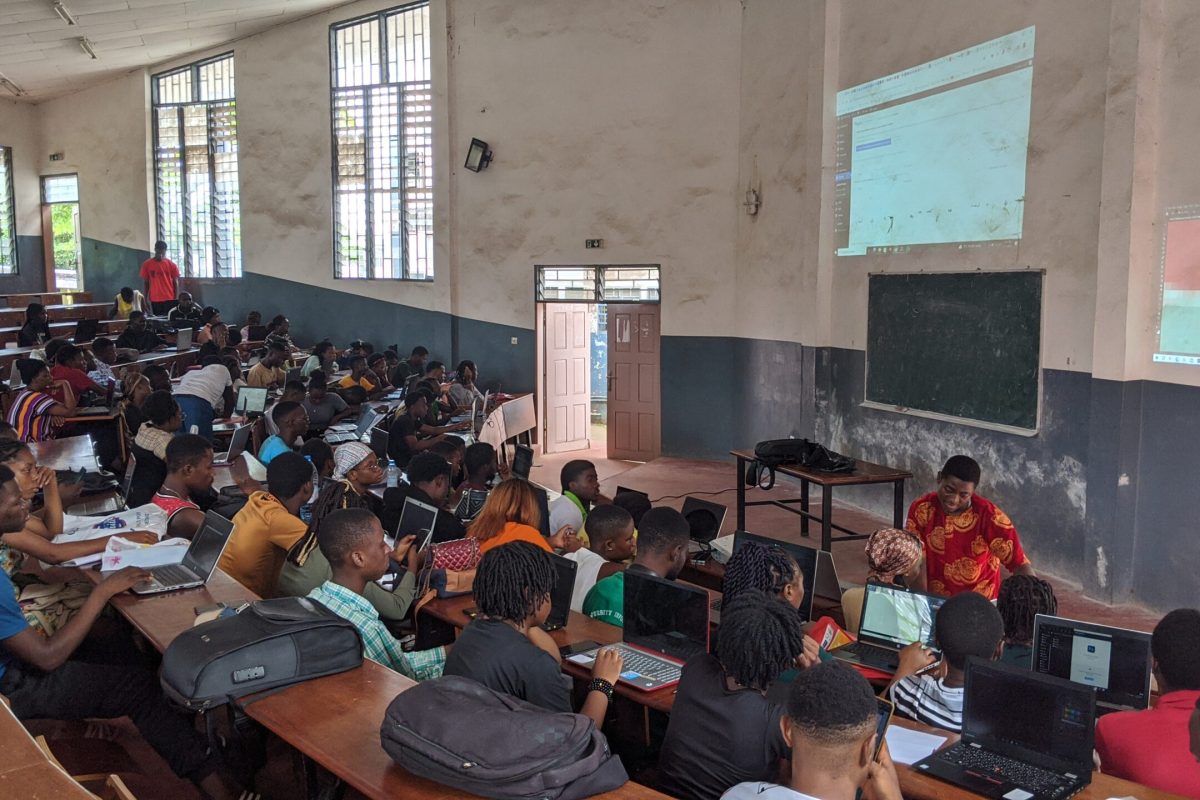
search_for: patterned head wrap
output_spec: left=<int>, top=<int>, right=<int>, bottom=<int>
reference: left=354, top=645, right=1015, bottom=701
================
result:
left=332, top=442, right=373, bottom=480
left=865, top=528, right=923, bottom=582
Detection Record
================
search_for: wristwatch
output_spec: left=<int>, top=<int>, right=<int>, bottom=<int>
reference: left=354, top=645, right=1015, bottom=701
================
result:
left=587, top=678, right=615, bottom=701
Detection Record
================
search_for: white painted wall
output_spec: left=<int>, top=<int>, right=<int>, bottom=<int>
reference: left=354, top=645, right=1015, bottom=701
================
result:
left=0, top=97, right=42, bottom=237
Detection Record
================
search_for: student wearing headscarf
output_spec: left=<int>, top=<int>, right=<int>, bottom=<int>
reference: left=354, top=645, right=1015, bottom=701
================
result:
left=330, top=442, right=385, bottom=519
left=841, top=527, right=924, bottom=634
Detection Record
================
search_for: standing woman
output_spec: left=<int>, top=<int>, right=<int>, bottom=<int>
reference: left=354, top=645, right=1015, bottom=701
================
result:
left=841, top=527, right=924, bottom=634
left=6, top=360, right=76, bottom=442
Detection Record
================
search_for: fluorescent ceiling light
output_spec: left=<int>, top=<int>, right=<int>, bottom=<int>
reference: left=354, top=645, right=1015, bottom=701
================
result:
left=52, top=1, right=77, bottom=25
left=78, top=37, right=97, bottom=59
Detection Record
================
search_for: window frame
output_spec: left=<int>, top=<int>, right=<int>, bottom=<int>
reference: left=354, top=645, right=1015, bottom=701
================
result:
left=150, top=52, right=241, bottom=280
left=534, top=266, right=662, bottom=304
left=329, top=1, right=433, bottom=282
left=0, top=146, right=17, bottom=276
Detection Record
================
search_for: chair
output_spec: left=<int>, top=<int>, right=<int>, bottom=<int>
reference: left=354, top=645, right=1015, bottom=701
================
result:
left=120, top=452, right=136, bottom=499
left=125, top=444, right=166, bottom=508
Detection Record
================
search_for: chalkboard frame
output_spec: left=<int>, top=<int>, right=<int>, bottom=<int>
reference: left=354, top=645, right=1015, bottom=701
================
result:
left=862, top=270, right=1044, bottom=436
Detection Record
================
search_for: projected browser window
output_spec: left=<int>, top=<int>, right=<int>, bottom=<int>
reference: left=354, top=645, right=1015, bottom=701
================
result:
left=1155, top=209, right=1200, bottom=365
left=834, top=28, right=1036, bottom=257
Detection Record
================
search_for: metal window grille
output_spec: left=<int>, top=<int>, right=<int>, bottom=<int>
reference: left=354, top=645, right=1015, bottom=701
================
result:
left=41, top=174, right=79, bottom=204
left=152, top=54, right=241, bottom=278
left=535, top=266, right=661, bottom=303
left=0, top=147, right=16, bottom=275
left=331, top=2, right=433, bottom=280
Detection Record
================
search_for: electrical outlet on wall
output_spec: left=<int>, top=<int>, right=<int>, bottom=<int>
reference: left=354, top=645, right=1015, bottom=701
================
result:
left=510, top=336, right=518, bottom=345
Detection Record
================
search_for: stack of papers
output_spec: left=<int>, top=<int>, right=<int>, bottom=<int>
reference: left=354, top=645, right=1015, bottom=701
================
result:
left=884, top=725, right=949, bottom=765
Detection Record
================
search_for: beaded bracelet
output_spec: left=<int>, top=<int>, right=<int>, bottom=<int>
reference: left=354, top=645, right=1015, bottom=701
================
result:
left=587, top=678, right=615, bottom=701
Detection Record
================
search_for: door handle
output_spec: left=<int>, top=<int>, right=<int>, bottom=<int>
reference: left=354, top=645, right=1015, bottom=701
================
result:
left=607, top=372, right=613, bottom=391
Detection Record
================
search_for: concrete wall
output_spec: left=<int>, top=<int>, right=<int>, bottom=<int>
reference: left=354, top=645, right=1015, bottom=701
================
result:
left=0, top=97, right=48, bottom=294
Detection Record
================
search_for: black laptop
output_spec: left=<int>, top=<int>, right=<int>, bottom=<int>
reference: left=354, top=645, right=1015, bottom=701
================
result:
left=511, top=444, right=533, bottom=481
left=1031, top=614, right=1153, bottom=714
left=73, top=318, right=99, bottom=343
left=542, top=554, right=577, bottom=632
left=914, top=658, right=1095, bottom=800
left=680, top=496, right=727, bottom=544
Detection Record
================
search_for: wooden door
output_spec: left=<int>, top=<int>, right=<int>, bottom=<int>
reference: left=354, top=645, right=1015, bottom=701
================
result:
left=543, top=304, right=592, bottom=453
left=607, top=304, right=660, bottom=461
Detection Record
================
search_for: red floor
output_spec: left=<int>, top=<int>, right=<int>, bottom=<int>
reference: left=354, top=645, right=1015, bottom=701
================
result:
left=536, top=448, right=1164, bottom=633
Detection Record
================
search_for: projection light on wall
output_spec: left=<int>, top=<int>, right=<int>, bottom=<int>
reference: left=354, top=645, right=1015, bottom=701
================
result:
left=464, top=138, right=493, bottom=172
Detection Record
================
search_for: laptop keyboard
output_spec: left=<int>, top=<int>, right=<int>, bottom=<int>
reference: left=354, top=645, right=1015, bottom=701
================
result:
left=149, top=564, right=198, bottom=587
left=940, top=744, right=1074, bottom=795
left=838, top=641, right=899, bottom=670
left=616, top=646, right=681, bottom=684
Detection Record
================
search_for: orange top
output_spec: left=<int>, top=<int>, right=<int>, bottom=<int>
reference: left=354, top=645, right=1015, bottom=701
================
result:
left=476, top=521, right=552, bottom=555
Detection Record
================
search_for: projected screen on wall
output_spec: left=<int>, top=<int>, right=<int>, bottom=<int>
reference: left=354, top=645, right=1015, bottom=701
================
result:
left=1155, top=209, right=1200, bottom=365
left=834, top=27, right=1036, bottom=256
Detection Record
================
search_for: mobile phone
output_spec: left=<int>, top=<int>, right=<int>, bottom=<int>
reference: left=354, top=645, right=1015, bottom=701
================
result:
left=463, top=606, right=479, bottom=620
left=559, top=640, right=601, bottom=658
left=194, top=602, right=227, bottom=616
left=416, top=527, right=436, bottom=553
left=872, top=697, right=894, bottom=760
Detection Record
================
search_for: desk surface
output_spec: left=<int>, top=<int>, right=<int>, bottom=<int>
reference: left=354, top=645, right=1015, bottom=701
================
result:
left=241, top=659, right=669, bottom=800
left=0, top=697, right=93, bottom=799
left=731, top=449, right=912, bottom=486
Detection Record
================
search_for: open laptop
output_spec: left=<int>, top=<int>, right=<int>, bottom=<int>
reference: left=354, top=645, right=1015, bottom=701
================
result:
left=542, top=554, right=577, bottom=632
left=130, top=512, right=235, bottom=595
left=72, top=318, right=99, bottom=343
left=615, top=485, right=649, bottom=501
left=166, top=326, right=193, bottom=352
left=914, top=658, right=1095, bottom=800
left=368, top=427, right=389, bottom=460
left=234, top=387, right=269, bottom=418
left=681, top=496, right=727, bottom=545
left=569, top=571, right=710, bottom=691
left=713, top=530, right=818, bottom=623
left=511, top=444, right=533, bottom=481
left=285, top=367, right=302, bottom=385
left=828, top=581, right=946, bottom=674
left=213, top=424, right=252, bottom=466
left=393, top=495, right=439, bottom=546
left=326, top=407, right=381, bottom=444
left=1031, top=614, right=1153, bottom=714
left=529, top=483, right=553, bottom=539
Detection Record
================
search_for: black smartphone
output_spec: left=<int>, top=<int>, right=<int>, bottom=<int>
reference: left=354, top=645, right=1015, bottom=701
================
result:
left=193, top=602, right=226, bottom=616
left=462, top=606, right=479, bottom=620
left=559, top=640, right=601, bottom=658
left=872, top=697, right=893, bottom=760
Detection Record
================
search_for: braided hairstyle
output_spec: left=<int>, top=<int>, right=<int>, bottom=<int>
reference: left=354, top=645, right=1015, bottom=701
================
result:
left=473, top=541, right=556, bottom=624
left=716, top=590, right=807, bottom=691
left=722, top=541, right=800, bottom=603
left=285, top=478, right=375, bottom=568
left=997, top=574, right=1058, bottom=645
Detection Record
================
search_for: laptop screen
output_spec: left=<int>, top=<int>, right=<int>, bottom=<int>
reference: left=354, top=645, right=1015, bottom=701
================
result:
left=235, top=387, right=269, bottom=416
left=623, top=571, right=710, bottom=663
left=546, top=554, right=577, bottom=629
left=182, top=512, right=235, bottom=579
left=1032, top=614, right=1153, bottom=711
left=529, top=483, right=552, bottom=539
left=511, top=444, right=533, bottom=481
left=963, top=658, right=1095, bottom=774
left=859, top=581, right=945, bottom=648
left=396, top=496, right=439, bottom=541
left=731, top=530, right=816, bottom=622
left=681, top=496, right=726, bottom=543
left=356, top=408, right=381, bottom=436
left=225, top=424, right=252, bottom=461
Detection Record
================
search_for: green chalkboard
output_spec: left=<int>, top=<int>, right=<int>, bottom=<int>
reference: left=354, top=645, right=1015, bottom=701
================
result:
left=866, top=271, right=1042, bottom=430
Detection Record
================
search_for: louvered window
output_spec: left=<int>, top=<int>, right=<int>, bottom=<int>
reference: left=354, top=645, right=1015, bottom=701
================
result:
left=151, top=54, right=241, bottom=278
left=331, top=2, right=433, bottom=280
left=0, top=147, right=16, bottom=275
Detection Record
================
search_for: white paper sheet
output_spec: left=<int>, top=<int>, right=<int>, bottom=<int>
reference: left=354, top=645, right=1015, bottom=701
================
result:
left=885, top=725, right=948, bottom=765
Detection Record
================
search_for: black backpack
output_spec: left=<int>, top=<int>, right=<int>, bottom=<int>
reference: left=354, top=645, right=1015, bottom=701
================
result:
left=380, top=676, right=629, bottom=800
left=161, top=597, right=363, bottom=712
left=747, top=438, right=857, bottom=489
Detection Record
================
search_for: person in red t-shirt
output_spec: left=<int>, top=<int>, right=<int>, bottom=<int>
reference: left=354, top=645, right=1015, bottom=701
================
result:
left=1096, top=608, right=1200, bottom=796
left=905, top=455, right=1034, bottom=599
left=139, top=240, right=180, bottom=316
left=48, top=343, right=109, bottom=404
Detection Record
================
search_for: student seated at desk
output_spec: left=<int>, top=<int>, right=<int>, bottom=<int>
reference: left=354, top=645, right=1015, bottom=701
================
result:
left=381, top=452, right=466, bottom=545
left=332, top=442, right=385, bottom=517
left=115, top=311, right=166, bottom=353
left=86, top=337, right=119, bottom=392
left=548, top=460, right=612, bottom=543
left=302, top=341, right=339, bottom=378
left=110, top=286, right=147, bottom=320
left=390, top=345, right=427, bottom=389
left=444, top=541, right=623, bottom=728
left=367, top=353, right=392, bottom=390
left=166, top=291, right=201, bottom=327
left=841, top=528, right=923, bottom=634
left=905, top=455, right=1034, bottom=599
left=173, top=356, right=234, bottom=442
left=455, top=442, right=507, bottom=522
left=7, top=359, right=75, bottom=443
left=50, top=344, right=108, bottom=405
left=338, top=355, right=381, bottom=398
left=143, top=363, right=172, bottom=393
left=134, top=390, right=181, bottom=461
left=302, top=372, right=350, bottom=431
left=469, top=479, right=570, bottom=556
left=263, top=315, right=294, bottom=351
left=247, top=341, right=289, bottom=389
left=387, top=389, right=464, bottom=468
left=152, top=434, right=214, bottom=540
left=887, top=591, right=1004, bottom=733
left=721, top=661, right=904, bottom=800
left=118, top=373, right=150, bottom=438
left=278, top=472, right=420, bottom=623
left=566, top=504, right=634, bottom=612
left=195, top=306, right=222, bottom=345
left=265, top=381, right=306, bottom=439
left=197, top=322, right=230, bottom=361
left=240, top=310, right=262, bottom=343
left=429, top=437, right=466, bottom=486
left=220, top=452, right=312, bottom=598
left=308, top=508, right=445, bottom=679
left=996, top=574, right=1057, bottom=669
left=583, top=507, right=690, bottom=627
left=258, top=401, right=308, bottom=466
left=448, top=359, right=485, bottom=411
left=301, top=438, right=335, bottom=481
left=659, top=591, right=821, bottom=800
left=0, top=467, right=244, bottom=799
left=17, top=303, right=51, bottom=347
left=1095, top=608, right=1200, bottom=795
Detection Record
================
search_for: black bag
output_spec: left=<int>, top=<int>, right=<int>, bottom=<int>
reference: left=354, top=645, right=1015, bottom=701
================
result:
left=380, top=676, right=629, bottom=800
left=747, top=438, right=857, bottom=489
left=161, top=597, right=363, bottom=711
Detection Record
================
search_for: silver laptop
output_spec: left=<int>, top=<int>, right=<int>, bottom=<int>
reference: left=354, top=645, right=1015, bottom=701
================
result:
left=130, top=511, right=235, bottom=595
left=213, top=423, right=252, bottom=466
left=326, top=406, right=380, bottom=444
left=234, top=386, right=269, bottom=417
left=168, top=326, right=193, bottom=352
left=828, top=581, right=947, bottom=674
left=813, top=549, right=843, bottom=600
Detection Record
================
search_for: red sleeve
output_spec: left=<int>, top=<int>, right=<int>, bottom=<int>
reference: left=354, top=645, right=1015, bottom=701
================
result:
left=139, top=261, right=149, bottom=279
left=985, top=505, right=1029, bottom=567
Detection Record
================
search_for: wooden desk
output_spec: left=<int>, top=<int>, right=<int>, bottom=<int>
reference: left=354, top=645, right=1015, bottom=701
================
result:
left=30, top=435, right=100, bottom=472
left=0, top=697, right=93, bottom=799
left=0, top=303, right=110, bottom=328
left=81, top=568, right=257, bottom=653
left=732, top=449, right=912, bottom=551
left=240, top=660, right=669, bottom=800
left=0, top=291, right=92, bottom=307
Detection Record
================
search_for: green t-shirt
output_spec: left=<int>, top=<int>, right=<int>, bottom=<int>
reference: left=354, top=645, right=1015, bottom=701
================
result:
left=582, top=571, right=625, bottom=627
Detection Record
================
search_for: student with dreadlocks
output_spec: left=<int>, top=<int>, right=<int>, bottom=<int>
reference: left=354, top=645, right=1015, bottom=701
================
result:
left=275, top=464, right=421, bottom=623
left=840, top=528, right=924, bottom=634
left=657, top=591, right=821, bottom=800
left=443, top=541, right=624, bottom=728
left=996, top=574, right=1057, bottom=668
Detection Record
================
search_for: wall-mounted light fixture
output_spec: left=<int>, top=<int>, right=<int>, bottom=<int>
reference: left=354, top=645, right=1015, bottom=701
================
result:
left=78, top=37, right=98, bottom=59
left=464, top=138, right=493, bottom=172
left=52, top=1, right=77, bottom=25
left=0, top=73, right=26, bottom=97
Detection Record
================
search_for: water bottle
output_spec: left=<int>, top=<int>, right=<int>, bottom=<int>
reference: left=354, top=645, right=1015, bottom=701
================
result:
left=386, top=457, right=399, bottom=488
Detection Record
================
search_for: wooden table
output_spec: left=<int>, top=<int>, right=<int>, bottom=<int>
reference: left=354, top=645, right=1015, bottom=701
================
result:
left=239, top=660, right=669, bottom=800
left=0, top=291, right=92, bottom=307
left=0, top=302, right=110, bottom=329
left=0, top=697, right=93, bottom=799
left=29, top=435, right=101, bottom=473
left=732, top=448, right=912, bottom=551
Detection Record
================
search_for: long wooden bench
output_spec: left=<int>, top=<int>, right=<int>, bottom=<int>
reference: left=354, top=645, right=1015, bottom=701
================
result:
left=0, top=302, right=111, bottom=328
left=0, top=291, right=93, bottom=307
left=0, top=320, right=124, bottom=348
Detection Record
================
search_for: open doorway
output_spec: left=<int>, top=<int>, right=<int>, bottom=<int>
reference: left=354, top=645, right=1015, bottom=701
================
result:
left=536, top=266, right=661, bottom=462
left=41, top=175, right=82, bottom=290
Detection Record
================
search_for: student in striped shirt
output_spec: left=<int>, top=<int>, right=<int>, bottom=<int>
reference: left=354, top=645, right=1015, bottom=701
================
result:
left=6, top=359, right=75, bottom=443
left=887, top=591, right=1004, bottom=733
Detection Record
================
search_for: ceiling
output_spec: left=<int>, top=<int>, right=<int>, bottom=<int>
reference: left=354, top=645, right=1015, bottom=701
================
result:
left=0, top=0, right=355, bottom=101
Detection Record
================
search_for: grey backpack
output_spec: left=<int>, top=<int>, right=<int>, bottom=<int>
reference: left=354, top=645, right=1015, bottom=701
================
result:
left=380, top=676, right=628, bottom=799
